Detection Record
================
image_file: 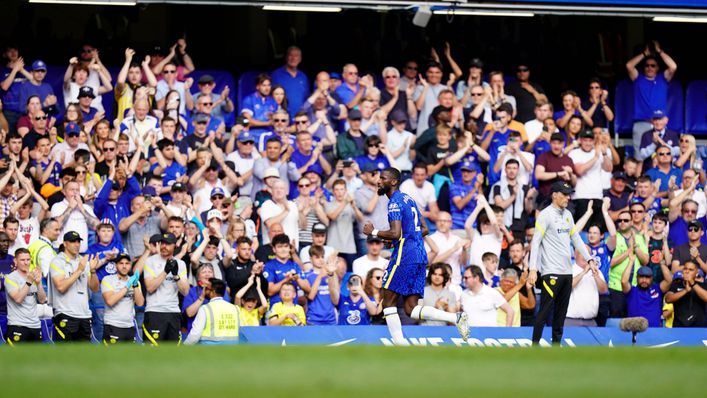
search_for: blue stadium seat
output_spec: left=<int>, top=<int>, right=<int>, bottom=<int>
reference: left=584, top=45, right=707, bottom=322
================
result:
left=685, top=80, right=707, bottom=136
left=613, top=79, right=634, bottom=135
left=605, top=318, right=622, bottom=328
left=666, top=81, right=684, bottom=133
left=237, top=71, right=264, bottom=114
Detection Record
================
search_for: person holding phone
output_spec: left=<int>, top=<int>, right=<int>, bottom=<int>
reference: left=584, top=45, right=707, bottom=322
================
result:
left=338, top=274, right=378, bottom=326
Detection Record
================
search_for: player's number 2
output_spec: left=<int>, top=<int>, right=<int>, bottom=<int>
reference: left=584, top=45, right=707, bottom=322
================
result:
left=411, top=207, right=421, bottom=232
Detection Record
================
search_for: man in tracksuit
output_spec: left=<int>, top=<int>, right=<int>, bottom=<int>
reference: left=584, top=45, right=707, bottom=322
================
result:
left=528, top=181, right=597, bottom=345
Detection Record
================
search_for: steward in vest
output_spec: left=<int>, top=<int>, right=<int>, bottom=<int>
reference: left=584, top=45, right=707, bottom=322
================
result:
left=184, top=278, right=240, bottom=345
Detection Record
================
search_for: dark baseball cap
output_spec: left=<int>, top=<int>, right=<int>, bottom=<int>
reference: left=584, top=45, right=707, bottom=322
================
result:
left=612, top=171, right=627, bottom=181
left=367, top=235, right=383, bottom=244
left=348, top=109, right=362, bottom=120
left=390, top=110, right=408, bottom=124
left=171, top=182, right=187, bottom=192
left=63, top=231, right=83, bottom=242
left=193, top=112, right=209, bottom=123
left=550, top=133, right=565, bottom=142
left=637, top=266, right=653, bottom=277
left=469, top=58, right=484, bottom=69
left=551, top=181, right=573, bottom=194
left=688, top=220, right=703, bottom=230
left=198, top=74, right=215, bottom=84
left=115, top=253, right=131, bottom=263
left=578, top=130, right=594, bottom=139
left=78, top=86, right=95, bottom=99
left=157, top=233, right=177, bottom=244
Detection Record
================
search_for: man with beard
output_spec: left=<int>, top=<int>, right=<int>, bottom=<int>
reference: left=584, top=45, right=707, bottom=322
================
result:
left=225, top=237, right=267, bottom=304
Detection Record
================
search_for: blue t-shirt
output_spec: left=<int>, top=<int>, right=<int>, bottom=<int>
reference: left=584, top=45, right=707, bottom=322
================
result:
left=271, top=66, right=310, bottom=119
left=626, top=284, right=663, bottom=327
left=31, top=159, right=62, bottom=187
left=449, top=181, right=478, bottom=230
left=86, top=241, right=127, bottom=281
left=484, top=274, right=500, bottom=288
left=631, top=196, right=662, bottom=220
left=81, top=107, right=98, bottom=123
left=451, top=152, right=481, bottom=183
left=589, top=241, right=613, bottom=294
left=334, top=83, right=364, bottom=108
left=0, top=253, right=15, bottom=316
left=485, top=128, right=516, bottom=186
left=291, top=147, right=324, bottom=176
left=263, top=258, right=304, bottom=306
left=150, top=160, right=186, bottom=198
left=337, top=294, right=371, bottom=325
left=354, top=154, right=389, bottom=173
left=305, top=271, right=337, bottom=325
left=645, top=166, right=682, bottom=193
left=669, top=216, right=707, bottom=247
left=186, top=115, right=223, bottom=136
left=1, top=67, right=26, bottom=113
left=633, top=73, right=669, bottom=121
left=388, top=191, right=428, bottom=266
left=19, top=81, right=54, bottom=114
left=241, top=93, right=278, bottom=137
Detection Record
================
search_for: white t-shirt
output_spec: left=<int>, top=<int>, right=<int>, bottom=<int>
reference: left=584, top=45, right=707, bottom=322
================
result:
left=50, top=142, right=90, bottom=166
left=386, top=128, right=414, bottom=171
left=50, top=201, right=96, bottom=253
left=461, top=284, right=507, bottom=327
left=299, top=244, right=335, bottom=265
left=64, top=81, right=104, bottom=112
left=468, top=232, right=502, bottom=269
left=566, top=264, right=604, bottom=319
left=352, top=255, right=389, bottom=281
left=16, top=216, right=39, bottom=249
left=226, top=150, right=261, bottom=197
left=425, top=231, right=463, bottom=286
left=499, top=151, right=535, bottom=186
left=674, top=188, right=707, bottom=218
left=260, top=200, right=299, bottom=247
left=568, top=148, right=608, bottom=200
left=524, top=119, right=543, bottom=144
left=400, top=179, right=436, bottom=212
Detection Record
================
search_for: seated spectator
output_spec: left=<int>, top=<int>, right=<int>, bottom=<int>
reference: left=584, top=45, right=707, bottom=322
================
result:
left=420, top=262, right=458, bottom=326
left=234, top=274, right=269, bottom=327
left=425, top=212, right=468, bottom=286
left=670, top=169, right=706, bottom=219
left=637, top=110, right=679, bottom=162
left=291, top=131, right=332, bottom=178
left=631, top=176, right=661, bottom=219
left=400, top=162, right=440, bottom=225
left=671, top=220, right=707, bottom=273
left=565, top=249, right=608, bottom=326
left=256, top=110, right=293, bottom=153
left=674, top=134, right=700, bottom=171
left=354, top=135, right=396, bottom=174
left=254, top=222, right=282, bottom=263
left=622, top=260, right=672, bottom=328
left=263, top=234, right=310, bottom=306
left=482, top=252, right=501, bottom=288
left=338, top=274, right=378, bottom=326
left=119, top=99, right=160, bottom=153
left=352, top=236, right=388, bottom=281
left=186, top=94, right=225, bottom=137
left=461, top=265, right=514, bottom=327
left=268, top=283, right=306, bottom=326
left=299, top=223, right=336, bottom=266
left=241, top=73, right=277, bottom=140
left=496, top=268, right=534, bottom=327
left=325, top=179, right=364, bottom=266
left=18, top=60, right=57, bottom=117
left=305, top=246, right=340, bottom=325
left=665, top=261, right=707, bottom=327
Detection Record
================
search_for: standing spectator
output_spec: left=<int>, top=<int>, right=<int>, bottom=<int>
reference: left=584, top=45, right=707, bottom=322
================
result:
left=646, top=145, right=682, bottom=197
left=260, top=179, right=300, bottom=247
left=352, top=236, right=388, bottom=281
left=267, top=284, right=306, bottom=326
left=18, top=60, right=57, bottom=116
left=461, top=265, right=514, bottom=327
left=626, top=41, right=677, bottom=151
left=62, top=57, right=112, bottom=112
left=489, top=159, right=536, bottom=239
left=226, top=237, right=267, bottom=303
left=182, top=265, right=226, bottom=332
left=271, top=46, right=309, bottom=119
left=50, top=181, right=99, bottom=253
left=334, top=64, right=368, bottom=110
left=400, top=162, right=440, bottom=225
left=101, top=253, right=144, bottom=343
left=534, top=133, right=576, bottom=205
left=225, top=131, right=260, bottom=198
left=565, top=250, right=608, bottom=326
left=421, top=263, right=458, bottom=326
left=380, top=66, right=417, bottom=130
left=568, top=130, right=612, bottom=227
left=608, top=211, right=649, bottom=318
left=644, top=212, right=672, bottom=284
left=425, top=212, right=469, bottom=287
left=184, top=278, right=240, bottom=345
left=487, top=71, right=516, bottom=116
left=604, top=172, right=631, bottom=221
left=524, top=100, right=552, bottom=146
left=456, top=58, right=489, bottom=105
left=398, top=60, right=418, bottom=92
left=118, top=99, right=160, bottom=153
left=671, top=220, right=707, bottom=274
left=254, top=222, right=282, bottom=263
left=413, top=62, right=447, bottom=135
left=305, top=246, right=340, bottom=325
left=496, top=268, right=534, bottom=327
left=354, top=164, right=389, bottom=255
left=465, top=195, right=504, bottom=272
left=189, top=233, right=232, bottom=283
left=338, top=274, right=378, bottom=326
left=638, top=111, right=680, bottom=162
left=505, top=63, right=547, bottom=123
left=299, top=223, right=336, bottom=265
left=294, top=177, right=328, bottom=248
left=263, top=234, right=310, bottom=306
left=582, top=78, right=614, bottom=131
left=291, top=131, right=332, bottom=178
left=555, top=90, right=593, bottom=130
left=671, top=169, right=707, bottom=219
left=143, top=233, right=190, bottom=345
left=3, top=248, right=46, bottom=343
left=150, top=39, right=195, bottom=82
left=49, top=232, right=100, bottom=342
left=480, top=104, right=518, bottom=187
left=114, top=48, right=157, bottom=124
left=118, top=194, right=167, bottom=257
left=234, top=274, right=268, bottom=327
left=665, top=261, right=707, bottom=327
left=336, top=109, right=366, bottom=161
left=674, top=134, right=700, bottom=171
left=252, top=138, right=300, bottom=199
left=622, top=261, right=672, bottom=328
left=668, top=196, right=707, bottom=247
left=155, top=63, right=193, bottom=116
left=385, top=111, right=416, bottom=176
left=1, top=45, right=31, bottom=132
left=301, top=73, right=343, bottom=145
left=581, top=199, right=617, bottom=326
left=192, top=74, right=233, bottom=121
left=326, top=179, right=364, bottom=267
left=450, top=163, right=482, bottom=232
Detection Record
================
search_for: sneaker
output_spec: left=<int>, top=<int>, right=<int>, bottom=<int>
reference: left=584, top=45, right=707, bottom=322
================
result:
left=456, top=312, right=469, bottom=341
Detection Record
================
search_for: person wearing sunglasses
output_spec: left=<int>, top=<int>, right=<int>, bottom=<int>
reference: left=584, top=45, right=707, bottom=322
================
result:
left=505, top=63, right=547, bottom=123
left=626, top=40, right=678, bottom=152
left=645, top=144, right=682, bottom=196
left=155, top=61, right=193, bottom=116
left=637, top=109, right=680, bottom=164
left=582, top=78, right=614, bottom=132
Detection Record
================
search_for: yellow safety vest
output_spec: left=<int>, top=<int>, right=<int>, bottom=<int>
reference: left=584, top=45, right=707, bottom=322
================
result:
left=201, top=298, right=240, bottom=344
left=28, top=238, right=56, bottom=273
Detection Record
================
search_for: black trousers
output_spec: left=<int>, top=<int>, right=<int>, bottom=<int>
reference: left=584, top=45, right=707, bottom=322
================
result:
left=532, top=274, right=572, bottom=345
left=143, top=312, right=181, bottom=345
left=53, top=314, right=92, bottom=342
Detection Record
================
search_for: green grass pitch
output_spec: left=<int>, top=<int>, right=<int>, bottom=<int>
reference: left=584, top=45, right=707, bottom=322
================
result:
left=1, top=345, right=705, bottom=397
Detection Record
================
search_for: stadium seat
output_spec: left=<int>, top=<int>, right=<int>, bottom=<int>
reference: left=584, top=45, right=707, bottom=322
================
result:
left=237, top=70, right=265, bottom=113
left=604, top=318, right=622, bottom=328
left=666, top=81, right=684, bottom=133
left=685, top=80, right=707, bottom=136
left=613, top=79, right=634, bottom=135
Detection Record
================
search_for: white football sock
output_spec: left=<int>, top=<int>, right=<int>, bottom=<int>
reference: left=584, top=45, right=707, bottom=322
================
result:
left=410, top=305, right=457, bottom=324
left=383, top=307, right=409, bottom=346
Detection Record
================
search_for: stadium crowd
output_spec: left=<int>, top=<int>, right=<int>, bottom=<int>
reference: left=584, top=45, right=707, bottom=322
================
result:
left=0, top=38, right=706, bottom=345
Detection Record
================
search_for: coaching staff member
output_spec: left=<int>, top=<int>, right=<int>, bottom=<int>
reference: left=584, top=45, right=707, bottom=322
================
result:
left=528, top=181, right=597, bottom=345
left=101, top=254, right=144, bottom=343
left=143, top=233, right=189, bottom=345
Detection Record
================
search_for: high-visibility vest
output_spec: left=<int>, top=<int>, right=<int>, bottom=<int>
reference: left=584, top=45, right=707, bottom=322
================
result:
left=28, top=238, right=56, bottom=274
left=201, top=298, right=240, bottom=344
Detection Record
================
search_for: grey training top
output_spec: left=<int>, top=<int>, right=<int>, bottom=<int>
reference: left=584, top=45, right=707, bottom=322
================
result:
left=4, top=271, right=41, bottom=328
left=48, top=253, right=92, bottom=319
left=144, top=255, right=187, bottom=313
left=529, top=204, right=592, bottom=275
left=101, top=274, right=138, bottom=328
